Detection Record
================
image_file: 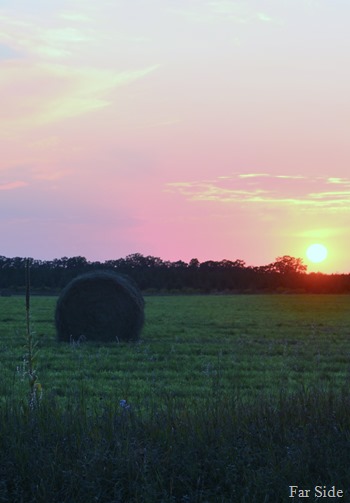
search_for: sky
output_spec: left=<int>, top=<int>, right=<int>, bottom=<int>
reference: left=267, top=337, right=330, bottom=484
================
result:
left=1, top=1, right=349, bottom=273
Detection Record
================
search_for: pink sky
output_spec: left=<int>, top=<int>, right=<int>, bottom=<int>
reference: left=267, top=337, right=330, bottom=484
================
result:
left=1, top=1, right=349, bottom=273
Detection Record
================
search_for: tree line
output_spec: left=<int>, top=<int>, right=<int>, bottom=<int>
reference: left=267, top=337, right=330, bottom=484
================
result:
left=0, top=253, right=349, bottom=294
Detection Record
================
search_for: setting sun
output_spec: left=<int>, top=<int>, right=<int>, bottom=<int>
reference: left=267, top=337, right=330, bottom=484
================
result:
left=306, top=244, right=328, bottom=263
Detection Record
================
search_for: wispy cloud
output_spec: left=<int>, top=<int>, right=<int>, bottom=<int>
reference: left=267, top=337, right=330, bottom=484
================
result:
left=0, top=9, right=159, bottom=130
left=0, top=164, right=70, bottom=187
left=0, top=12, right=92, bottom=60
left=0, top=181, right=27, bottom=191
left=238, top=173, right=306, bottom=180
left=327, top=177, right=350, bottom=186
left=256, top=12, right=273, bottom=22
left=295, top=227, right=348, bottom=240
left=34, top=64, right=160, bottom=124
left=169, top=2, right=276, bottom=25
left=1, top=62, right=159, bottom=130
left=238, top=173, right=269, bottom=178
left=167, top=173, right=350, bottom=212
left=31, top=169, right=72, bottom=181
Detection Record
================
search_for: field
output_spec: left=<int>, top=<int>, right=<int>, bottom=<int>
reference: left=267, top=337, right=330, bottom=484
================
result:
left=1, top=294, right=350, bottom=502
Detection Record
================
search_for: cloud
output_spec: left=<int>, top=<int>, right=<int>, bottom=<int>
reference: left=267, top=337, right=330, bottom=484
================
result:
left=0, top=164, right=71, bottom=187
left=35, top=27, right=91, bottom=58
left=0, top=6, right=150, bottom=65
left=327, top=177, right=350, bottom=185
left=1, top=62, right=159, bottom=129
left=238, top=173, right=269, bottom=178
left=0, top=181, right=28, bottom=191
left=0, top=9, right=159, bottom=130
left=167, top=173, right=350, bottom=212
left=296, top=228, right=347, bottom=239
left=208, top=2, right=276, bottom=24
left=31, top=169, right=72, bottom=181
left=0, top=11, right=92, bottom=60
left=35, top=63, right=160, bottom=123
left=256, top=12, right=273, bottom=22
left=238, top=173, right=306, bottom=180
left=169, top=2, right=276, bottom=25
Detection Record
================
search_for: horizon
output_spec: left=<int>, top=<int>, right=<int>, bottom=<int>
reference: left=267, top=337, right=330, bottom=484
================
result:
left=1, top=1, right=349, bottom=274
left=0, top=251, right=347, bottom=276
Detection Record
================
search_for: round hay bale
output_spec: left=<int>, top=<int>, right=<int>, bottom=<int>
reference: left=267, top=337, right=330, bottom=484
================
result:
left=55, top=271, right=144, bottom=343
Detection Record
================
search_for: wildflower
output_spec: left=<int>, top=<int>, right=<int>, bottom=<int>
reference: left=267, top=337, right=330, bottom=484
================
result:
left=119, top=399, right=131, bottom=410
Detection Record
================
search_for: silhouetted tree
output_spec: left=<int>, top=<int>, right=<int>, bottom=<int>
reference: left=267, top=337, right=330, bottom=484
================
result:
left=271, top=256, right=307, bottom=275
left=189, top=258, right=200, bottom=268
left=1, top=252, right=350, bottom=294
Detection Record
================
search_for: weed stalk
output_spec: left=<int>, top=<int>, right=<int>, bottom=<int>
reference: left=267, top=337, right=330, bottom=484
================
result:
left=24, top=258, right=42, bottom=408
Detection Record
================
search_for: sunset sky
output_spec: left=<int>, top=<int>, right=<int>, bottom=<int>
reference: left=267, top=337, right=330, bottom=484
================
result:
left=1, top=1, right=349, bottom=273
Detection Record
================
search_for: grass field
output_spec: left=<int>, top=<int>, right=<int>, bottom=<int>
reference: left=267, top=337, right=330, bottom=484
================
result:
left=2, top=294, right=350, bottom=404
left=1, top=294, right=350, bottom=502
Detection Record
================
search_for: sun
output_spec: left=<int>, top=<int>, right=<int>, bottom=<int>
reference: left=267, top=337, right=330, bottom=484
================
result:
left=306, top=243, right=328, bottom=263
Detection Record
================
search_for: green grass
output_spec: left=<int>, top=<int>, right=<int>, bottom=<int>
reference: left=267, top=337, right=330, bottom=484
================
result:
left=2, top=294, right=350, bottom=405
left=1, top=294, right=350, bottom=501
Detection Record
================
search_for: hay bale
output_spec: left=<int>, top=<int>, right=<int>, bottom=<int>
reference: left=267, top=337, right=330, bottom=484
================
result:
left=55, top=271, right=144, bottom=343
